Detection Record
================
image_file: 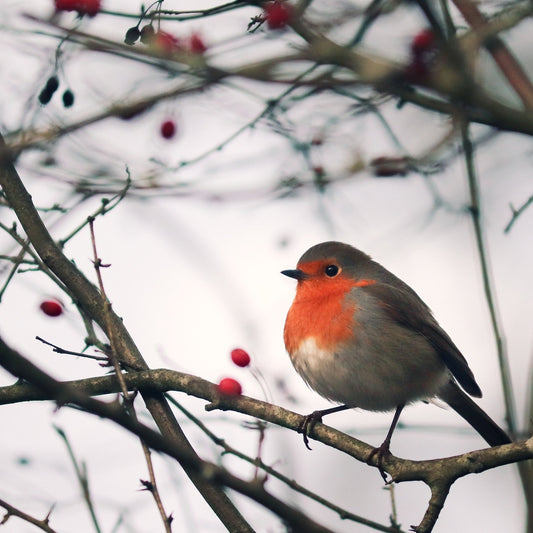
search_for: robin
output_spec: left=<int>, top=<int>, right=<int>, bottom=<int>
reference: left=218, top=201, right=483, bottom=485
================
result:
left=282, top=241, right=511, bottom=465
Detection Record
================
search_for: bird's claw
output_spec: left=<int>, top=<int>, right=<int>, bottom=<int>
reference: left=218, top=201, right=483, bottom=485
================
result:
left=298, top=410, right=324, bottom=450
left=367, top=442, right=392, bottom=483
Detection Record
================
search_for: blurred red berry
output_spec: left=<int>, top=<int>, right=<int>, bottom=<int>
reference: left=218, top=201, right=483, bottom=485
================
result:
left=264, top=2, right=293, bottom=30
left=311, top=135, right=323, bottom=146
left=217, top=377, right=242, bottom=396
left=151, top=31, right=182, bottom=55
left=411, top=29, right=435, bottom=55
left=54, top=0, right=101, bottom=16
left=188, top=32, right=207, bottom=54
left=40, top=300, right=63, bottom=317
left=370, top=156, right=409, bottom=177
left=231, top=348, right=251, bottom=367
left=406, top=29, right=438, bottom=82
left=160, top=120, right=176, bottom=139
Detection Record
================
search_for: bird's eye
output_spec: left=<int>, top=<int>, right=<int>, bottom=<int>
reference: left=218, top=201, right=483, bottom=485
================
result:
left=325, top=264, right=339, bottom=277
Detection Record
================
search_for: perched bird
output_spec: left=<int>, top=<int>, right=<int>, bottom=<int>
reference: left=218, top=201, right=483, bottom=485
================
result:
left=282, top=241, right=510, bottom=464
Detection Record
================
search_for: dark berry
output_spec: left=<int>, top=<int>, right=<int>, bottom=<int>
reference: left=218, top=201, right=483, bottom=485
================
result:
left=62, top=89, right=74, bottom=107
left=38, top=88, right=53, bottom=105
left=140, top=24, right=155, bottom=44
left=45, top=76, right=59, bottom=93
left=125, top=26, right=141, bottom=45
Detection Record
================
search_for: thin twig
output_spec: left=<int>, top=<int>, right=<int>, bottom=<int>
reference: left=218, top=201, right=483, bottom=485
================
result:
left=460, top=120, right=517, bottom=436
left=452, top=0, right=533, bottom=109
left=0, top=221, right=69, bottom=302
left=35, top=336, right=110, bottom=363
left=55, top=426, right=102, bottom=533
left=504, top=195, right=533, bottom=233
left=87, top=218, right=130, bottom=398
left=0, top=498, right=57, bottom=533
left=460, top=120, right=533, bottom=529
left=140, top=443, right=173, bottom=533
left=58, top=174, right=131, bottom=248
left=87, top=220, right=172, bottom=532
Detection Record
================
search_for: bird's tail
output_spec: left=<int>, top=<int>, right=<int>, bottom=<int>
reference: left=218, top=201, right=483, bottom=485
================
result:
left=439, top=381, right=511, bottom=446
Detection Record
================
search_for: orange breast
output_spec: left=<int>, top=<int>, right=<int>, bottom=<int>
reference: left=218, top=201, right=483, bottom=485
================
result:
left=284, top=277, right=357, bottom=354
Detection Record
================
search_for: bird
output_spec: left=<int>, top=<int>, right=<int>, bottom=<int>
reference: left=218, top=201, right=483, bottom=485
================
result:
left=282, top=241, right=511, bottom=468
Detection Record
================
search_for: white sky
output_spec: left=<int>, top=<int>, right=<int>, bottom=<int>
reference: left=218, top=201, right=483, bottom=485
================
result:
left=0, top=1, right=531, bottom=532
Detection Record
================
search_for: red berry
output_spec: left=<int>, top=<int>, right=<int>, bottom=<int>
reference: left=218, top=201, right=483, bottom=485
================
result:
left=160, top=120, right=176, bottom=139
left=406, top=29, right=438, bottom=82
left=411, top=29, right=435, bottom=55
left=264, top=2, right=293, bottom=30
left=54, top=0, right=101, bottom=16
left=40, top=300, right=63, bottom=317
left=230, top=348, right=251, bottom=367
left=151, top=31, right=182, bottom=55
left=188, top=32, right=207, bottom=54
left=217, top=377, right=242, bottom=396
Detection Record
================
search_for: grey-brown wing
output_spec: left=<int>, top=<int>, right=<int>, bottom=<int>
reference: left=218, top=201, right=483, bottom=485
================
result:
left=363, top=282, right=482, bottom=397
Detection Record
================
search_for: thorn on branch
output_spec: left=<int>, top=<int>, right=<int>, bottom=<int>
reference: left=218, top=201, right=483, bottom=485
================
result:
left=92, top=258, right=112, bottom=268
left=139, top=479, right=154, bottom=492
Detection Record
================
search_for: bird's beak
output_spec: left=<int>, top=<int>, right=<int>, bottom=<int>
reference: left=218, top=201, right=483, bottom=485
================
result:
left=281, top=269, right=308, bottom=280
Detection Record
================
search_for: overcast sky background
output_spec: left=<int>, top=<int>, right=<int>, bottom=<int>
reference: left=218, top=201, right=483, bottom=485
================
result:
left=0, top=1, right=531, bottom=532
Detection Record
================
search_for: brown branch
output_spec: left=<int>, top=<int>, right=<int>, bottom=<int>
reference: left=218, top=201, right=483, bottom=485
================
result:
left=288, top=6, right=533, bottom=136
left=452, top=0, right=533, bottom=109
left=0, top=497, right=57, bottom=533
left=1, top=367, right=530, bottom=482
left=0, top=335, right=340, bottom=533
left=0, top=132, right=254, bottom=533
left=140, top=444, right=173, bottom=533
left=165, top=394, right=406, bottom=533
left=412, top=483, right=451, bottom=533
left=1, top=359, right=532, bottom=533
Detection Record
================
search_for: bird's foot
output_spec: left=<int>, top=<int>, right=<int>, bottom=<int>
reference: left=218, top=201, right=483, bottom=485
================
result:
left=367, top=441, right=392, bottom=483
left=298, top=405, right=351, bottom=450
left=298, top=410, right=325, bottom=450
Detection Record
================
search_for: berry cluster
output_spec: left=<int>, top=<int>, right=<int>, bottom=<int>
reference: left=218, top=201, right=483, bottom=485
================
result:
left=216, top=348, right=252, bottom=396
left=38, top=75, right=75, bottom=108
left=124, top=25, right=207, bottom=56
